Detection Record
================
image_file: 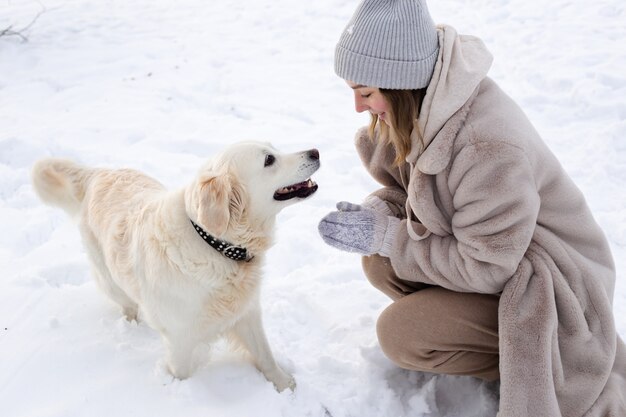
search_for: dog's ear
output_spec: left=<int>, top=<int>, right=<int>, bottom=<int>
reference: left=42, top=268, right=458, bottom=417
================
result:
left=190, top=170, right=245, bottom=237
left=195, top=172, right=232, bottom=236
left=226, top=175, right=246, bottom=227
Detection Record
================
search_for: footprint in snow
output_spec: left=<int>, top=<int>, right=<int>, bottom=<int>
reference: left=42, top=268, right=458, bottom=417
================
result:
left=39, top=262, right=90, bottom=288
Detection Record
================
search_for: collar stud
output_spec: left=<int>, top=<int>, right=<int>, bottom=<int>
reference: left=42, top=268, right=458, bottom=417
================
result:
left=190, top=220, right=253, bottom=262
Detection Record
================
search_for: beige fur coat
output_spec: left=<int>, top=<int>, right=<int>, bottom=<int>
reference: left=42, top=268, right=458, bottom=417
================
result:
left=355, top=25, right=626, bottom=416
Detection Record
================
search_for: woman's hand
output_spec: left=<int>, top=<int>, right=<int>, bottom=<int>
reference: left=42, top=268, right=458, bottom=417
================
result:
left=318, top=201, right=400, bottom=256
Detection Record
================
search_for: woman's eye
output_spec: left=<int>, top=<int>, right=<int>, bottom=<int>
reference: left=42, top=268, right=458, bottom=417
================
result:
left=361, top=93, right=371, bottom=98
left=264, top=154, right=275, bottom=167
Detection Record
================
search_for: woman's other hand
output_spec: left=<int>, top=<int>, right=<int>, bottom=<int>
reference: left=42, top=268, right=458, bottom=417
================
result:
left=318, top=201, right=399, bottom=256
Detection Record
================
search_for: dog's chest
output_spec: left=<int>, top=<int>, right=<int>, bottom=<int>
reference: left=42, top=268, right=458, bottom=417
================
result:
left=200, top=266, right=261, bottom=320
left=148, top=263, right=262, bottom=327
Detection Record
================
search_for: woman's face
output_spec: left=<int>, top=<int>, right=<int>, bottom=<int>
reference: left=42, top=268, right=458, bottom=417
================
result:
left=346, top=81, right=390, bottom=125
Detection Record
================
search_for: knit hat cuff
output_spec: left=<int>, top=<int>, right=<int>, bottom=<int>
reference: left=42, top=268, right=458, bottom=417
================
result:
left=335, top=45, right=439, bottom=90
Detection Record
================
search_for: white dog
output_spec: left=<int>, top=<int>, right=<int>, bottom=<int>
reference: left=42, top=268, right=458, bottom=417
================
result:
left=31, top=141, right=320, bottom=391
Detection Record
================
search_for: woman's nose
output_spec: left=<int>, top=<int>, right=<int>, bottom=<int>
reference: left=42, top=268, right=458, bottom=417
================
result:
left=354, top=96, right=368, bottom=113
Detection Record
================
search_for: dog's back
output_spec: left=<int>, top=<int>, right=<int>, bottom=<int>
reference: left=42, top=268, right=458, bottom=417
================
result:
left=33, top=158, right=166, bottom=219
left=32, top=158, right=170, bottom=322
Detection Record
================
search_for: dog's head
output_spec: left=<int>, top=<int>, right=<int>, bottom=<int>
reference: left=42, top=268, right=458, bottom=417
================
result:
left=185, top=141, right=320, bottom=237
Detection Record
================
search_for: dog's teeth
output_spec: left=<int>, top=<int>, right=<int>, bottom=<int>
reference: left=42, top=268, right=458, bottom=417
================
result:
left=276, top=180, right=316, bottom=195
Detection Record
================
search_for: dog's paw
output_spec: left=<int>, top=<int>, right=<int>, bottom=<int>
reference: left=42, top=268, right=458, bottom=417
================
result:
left=168, top=367, right=191, bottom=380
left=273, top=375, right=296, bottom=393
left=123, top=306, right=139, bottom=322
left=166, top=359, right=193, bottom=380
left=266, top=368, right=296, bottom=392
left=281, top=375, right=297, bottom=393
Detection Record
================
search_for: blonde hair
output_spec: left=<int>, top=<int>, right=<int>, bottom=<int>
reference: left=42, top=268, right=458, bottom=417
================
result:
left=368, top=88, right=426, bottom=166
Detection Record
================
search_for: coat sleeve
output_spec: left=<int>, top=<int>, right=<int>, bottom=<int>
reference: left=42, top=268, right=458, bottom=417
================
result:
left=354, top=126, right=408, bottom=218
left=367, top=187, right=408, bottom=218
left=389, top=141, right=541, bottom=294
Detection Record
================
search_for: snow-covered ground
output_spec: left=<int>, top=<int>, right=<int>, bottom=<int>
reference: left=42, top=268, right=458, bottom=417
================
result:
left=1, top=0, right=624, bottom=416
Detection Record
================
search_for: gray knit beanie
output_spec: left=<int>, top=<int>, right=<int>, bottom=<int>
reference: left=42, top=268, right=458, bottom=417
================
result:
left=335, top=0, right=439, bottom=89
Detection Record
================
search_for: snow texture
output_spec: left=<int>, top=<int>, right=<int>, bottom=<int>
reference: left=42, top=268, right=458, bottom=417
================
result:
left=1, top=0, right=624, bottom=416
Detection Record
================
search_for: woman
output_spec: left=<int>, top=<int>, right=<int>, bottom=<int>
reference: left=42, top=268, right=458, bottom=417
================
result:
left=318, top=0, right=626, bottom=415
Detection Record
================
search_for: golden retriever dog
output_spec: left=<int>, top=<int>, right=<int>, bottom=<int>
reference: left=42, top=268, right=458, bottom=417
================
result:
left=31, top=141, right=320, bottom=391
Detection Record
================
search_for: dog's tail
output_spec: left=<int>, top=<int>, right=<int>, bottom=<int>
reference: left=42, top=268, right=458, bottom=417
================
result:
left=31, top=158, right=95, bottom=217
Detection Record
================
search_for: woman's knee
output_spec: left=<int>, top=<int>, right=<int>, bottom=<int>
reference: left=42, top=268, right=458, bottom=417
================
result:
left=375, top=296, right=428, bottom=363
left=361, top=254, right=393, bottom=291
left=362, top=255, right=428, bottom=300
left=375, top=288, right=500, bottom=380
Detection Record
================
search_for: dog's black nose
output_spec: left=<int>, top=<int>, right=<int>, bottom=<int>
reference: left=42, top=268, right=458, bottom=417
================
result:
left=307, top=149, right=320, bottom=161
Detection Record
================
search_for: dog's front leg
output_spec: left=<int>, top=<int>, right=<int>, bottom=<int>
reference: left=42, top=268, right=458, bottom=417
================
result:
left=231, top=306, right=295, bottom=392
left=163, top=336, right=198, bottom=380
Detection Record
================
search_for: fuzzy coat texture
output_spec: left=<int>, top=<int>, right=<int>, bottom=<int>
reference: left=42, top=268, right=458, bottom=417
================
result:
left=355, top=25, right=626, bottom=416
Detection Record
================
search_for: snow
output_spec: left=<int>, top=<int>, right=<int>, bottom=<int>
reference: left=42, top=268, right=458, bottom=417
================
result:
left=0, top=0, right=624, bottom=416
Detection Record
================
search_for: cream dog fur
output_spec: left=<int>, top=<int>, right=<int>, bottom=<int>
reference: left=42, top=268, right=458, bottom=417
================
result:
left=31, top=141, right=320, bottom=391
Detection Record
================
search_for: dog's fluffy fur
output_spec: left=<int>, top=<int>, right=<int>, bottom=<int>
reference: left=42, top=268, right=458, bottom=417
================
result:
left=31, top=141, right=320, bottom=391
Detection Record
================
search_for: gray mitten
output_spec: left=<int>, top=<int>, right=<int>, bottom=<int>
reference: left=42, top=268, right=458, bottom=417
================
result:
left=318, top=201, right=400, bottom=256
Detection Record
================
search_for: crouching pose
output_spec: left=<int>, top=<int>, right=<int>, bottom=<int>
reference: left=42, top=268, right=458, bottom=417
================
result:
left=318, top=0, right=626, bottom=415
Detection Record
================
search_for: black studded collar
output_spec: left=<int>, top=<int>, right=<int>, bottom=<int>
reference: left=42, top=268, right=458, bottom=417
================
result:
left=190, top=220, right=253, bottom=262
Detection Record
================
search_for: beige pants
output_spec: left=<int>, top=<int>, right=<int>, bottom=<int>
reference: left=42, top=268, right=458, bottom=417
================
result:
left=362, top=255, right=500, bottom=381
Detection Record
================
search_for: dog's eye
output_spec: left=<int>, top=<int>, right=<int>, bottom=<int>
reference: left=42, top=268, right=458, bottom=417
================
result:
left=264, top=154, right=275, bottom=167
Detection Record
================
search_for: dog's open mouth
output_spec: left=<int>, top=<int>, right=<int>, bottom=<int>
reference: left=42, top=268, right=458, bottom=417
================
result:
left=274, top=179, right=318, bottom=201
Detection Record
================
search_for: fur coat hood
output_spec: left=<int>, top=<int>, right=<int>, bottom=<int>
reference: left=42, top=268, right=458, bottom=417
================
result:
left=355, top=25, right=626, bottom=416
left=408, top=24, right=493, bottom=171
